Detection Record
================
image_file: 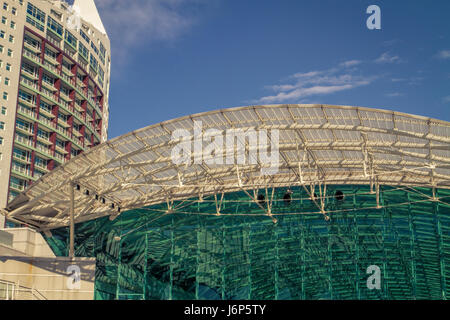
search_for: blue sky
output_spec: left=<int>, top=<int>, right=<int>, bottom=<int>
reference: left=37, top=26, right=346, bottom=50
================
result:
left=89, top=0, right=449, bottom=138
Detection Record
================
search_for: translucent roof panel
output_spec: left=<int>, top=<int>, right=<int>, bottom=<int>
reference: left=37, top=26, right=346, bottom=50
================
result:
left=4, top=104, right=450, bottom=231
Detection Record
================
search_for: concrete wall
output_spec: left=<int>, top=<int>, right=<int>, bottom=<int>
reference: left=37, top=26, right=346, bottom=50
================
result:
left=0, top=228, right=96, bottom=300
left=0, top=254, right=96, bottom=300
left=2, top=227, right=55, bottom=257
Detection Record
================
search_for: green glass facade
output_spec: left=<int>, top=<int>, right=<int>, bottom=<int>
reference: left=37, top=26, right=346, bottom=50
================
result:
left=43, top=185, right=450, bottom=300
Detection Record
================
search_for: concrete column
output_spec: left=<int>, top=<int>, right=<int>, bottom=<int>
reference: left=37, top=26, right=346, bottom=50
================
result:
left=0, top=214, right=5, bottom=228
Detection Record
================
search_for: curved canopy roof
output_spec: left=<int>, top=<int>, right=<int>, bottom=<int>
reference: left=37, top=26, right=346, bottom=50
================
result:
left=4, top=104, right=450, bottom=230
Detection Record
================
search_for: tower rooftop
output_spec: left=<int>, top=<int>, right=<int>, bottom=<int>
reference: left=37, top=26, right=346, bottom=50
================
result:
left=74, top=0, right=107, bottom=35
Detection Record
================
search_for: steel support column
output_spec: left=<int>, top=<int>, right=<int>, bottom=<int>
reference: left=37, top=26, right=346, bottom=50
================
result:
left=69, top=183, right=75, bottom=260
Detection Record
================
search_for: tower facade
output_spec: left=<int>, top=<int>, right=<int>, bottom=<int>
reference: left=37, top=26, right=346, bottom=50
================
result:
left=0, top=0, right=111, bottom=226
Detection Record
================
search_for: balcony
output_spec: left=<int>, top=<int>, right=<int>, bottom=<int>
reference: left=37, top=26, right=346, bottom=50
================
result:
left=86, top=121, right=95, bottom=133
left=63, top=47, right=75, bottom=58
left=56, top=125, right=70, bottom=137
left=72, top=128, right=82, bottom=138
left=37, top=116, right=57, bottom=130
left=23, top=49, right=40, bottom=64
left=14, top=135, right=34, bottom=148
left=40, top=87, right=57, bottom=103
left=59, top=91, right=72, bottom=102
left=38, top=107, right=55, bottom=119
left=85, top=112, right=93, bottom=122
left=61, top=72, right=72, bottom=83
left=21, top=68, right=39, bottom=80
left=55, top=144, right=68, bottom=154
left=58, top=100, right=70, bottom=112
left=20, top=76, right=38, bottom=91
left=34, top=162, right=49, bottom=172
left=76, top=79, right=85, bottom=88
left=74, top=103, right=84, bottom=113
left=46, top=34, right=61, bottom=49
left=62, top=65, right=73, bottom=77
left=42, top=60, right=59, bottom=75
left=57, top=117, right=70, bottom=128
left=54, top=152, right=65, bottom=162
left=36, top=135, right=52, bottom=146
left=44, top=54, right=59, bottom=66
left=11, top=163, right=32, bottom=178
left=15, top=123, right=34, bottom=136
left=17, top=105, right=36, bottom=119
left=35, top=143, right=52, bottom=157
left=10, top=181, right=25, bottom=192
left=23, top=41, right=41, bottom=53
left=77, top=58, right=87, bottom=70
left=13, top=153, right=31, bottom=164
left=75, top=83, right=85, bottom=93
left=41, top=80, right=57, bottom=92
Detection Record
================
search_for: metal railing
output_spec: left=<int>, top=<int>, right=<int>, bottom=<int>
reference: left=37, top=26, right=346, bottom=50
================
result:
left=20, top=76, right=38, bottom=90
left=15, top=121, right=33, bottom=135
left=11, top=163, right=31, bottom=177
left=15, top=135, right=33, bottom=148
left=46, top=34, right=61, bottom=49
left=23, top=49, right=40, bottom=63
left=0, top=279, right=47, bottom=300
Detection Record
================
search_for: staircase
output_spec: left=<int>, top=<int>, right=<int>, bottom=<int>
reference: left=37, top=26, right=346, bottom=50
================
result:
left=0, top=279, right=47, bottom=300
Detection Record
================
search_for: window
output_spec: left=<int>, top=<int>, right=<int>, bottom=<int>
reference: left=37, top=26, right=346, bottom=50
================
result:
left=7, top=48, right=12, bottom=57
left=78, top=42, right=88, bottom=60
left=45, top=47, right=57, bottom=60
left=10, top=21, right=15, bottom=29
left=26, top=3, right=45, bottom=31
left=80, top=29, right=90, bottom=43
left=9, top=35, right=14, bottom=43
left=37, top=129, right=49, bottom=140
left=47, top=16, right=63, bottom=38
left=99, top=42, right=106, bottom=57
left=98, top=67, right=104, bottom=87
left=0, top=45, right=3, bottom=53
left=64, top=30, right=77, bottom=49
left=19, top=90, right=34, bottom=103
left=42, top=73, right=54, bottom=86
left=90, top=42, right=99, bottom=55
left=6, top=63, right=11, bottom=71
left=4, top=77, right=9, bottom=85
left=11, top=7, right=16, bottom=15
left=2, top=2, right=7, bottom=10
left=0, top=121, right=4, bottom=130
left=1, top=16, right=6, bottom=24
left=3, top=92, right=8, bottom=100
left=35, top=157, right=47, bottom=169
left=1, top=107, right=6, bottom=115
left=0, top=30, right=5, bottom=38
left=0, top=137, right=3, bottom=145
left=19, top=0, right=23, bottom=5
left=55, top=138, right=65, bottom=149
left=90, top=54, right=98, bottom=72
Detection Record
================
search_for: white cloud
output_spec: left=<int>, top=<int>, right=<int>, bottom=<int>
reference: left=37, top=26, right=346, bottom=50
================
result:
left=256, top=64, right=376, bottom=104
left=339, top=60, right=362, bottom=68
left=443, top=96, right=450, bottom=103
left=95, top=0, right=212, bottom=64
left=385, top=92, right=404, bottom=97
left=436, top=50, right=450, bottom=60
left=375, top=52, right=402, bottom=64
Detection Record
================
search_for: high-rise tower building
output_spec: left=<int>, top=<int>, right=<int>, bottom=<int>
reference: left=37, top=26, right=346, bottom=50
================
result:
left=0, top=0, right=111, bottom=227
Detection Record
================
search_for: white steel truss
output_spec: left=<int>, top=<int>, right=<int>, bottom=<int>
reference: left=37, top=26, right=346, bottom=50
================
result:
left=4, top=104, right=450, bottom=230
